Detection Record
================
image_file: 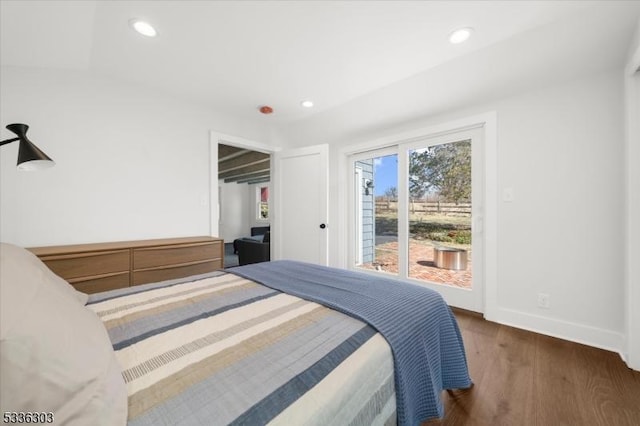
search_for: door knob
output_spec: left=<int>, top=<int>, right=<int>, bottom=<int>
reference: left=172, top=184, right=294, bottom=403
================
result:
left=319, top=223, right=326, bottom=229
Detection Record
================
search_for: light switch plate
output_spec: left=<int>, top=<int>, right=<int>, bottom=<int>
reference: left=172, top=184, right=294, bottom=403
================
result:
left=503, top=187, right=514, bottom=202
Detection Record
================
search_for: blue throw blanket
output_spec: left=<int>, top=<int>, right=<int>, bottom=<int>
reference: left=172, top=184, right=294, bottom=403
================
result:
left=230, top=260, right=472, bottom=425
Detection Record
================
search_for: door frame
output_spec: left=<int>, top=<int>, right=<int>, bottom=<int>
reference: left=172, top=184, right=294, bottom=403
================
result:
left=624, top=43, right=640, bottom=370
left=338, top=112, right=497, bottom=316
left=354, top=166, right=364, bottom=265
left=209, top=131, right=279, bottom=240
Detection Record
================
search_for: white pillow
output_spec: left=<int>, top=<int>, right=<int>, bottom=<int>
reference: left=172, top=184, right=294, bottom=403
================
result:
left=0, top=243, right=127, bottom=426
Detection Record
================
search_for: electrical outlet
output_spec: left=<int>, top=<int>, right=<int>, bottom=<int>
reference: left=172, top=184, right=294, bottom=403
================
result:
left=537, top=293, right=550, bottom=309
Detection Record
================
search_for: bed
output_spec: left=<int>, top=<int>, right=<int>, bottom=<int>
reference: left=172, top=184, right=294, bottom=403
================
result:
left=0, top=242, right=472, bottom=426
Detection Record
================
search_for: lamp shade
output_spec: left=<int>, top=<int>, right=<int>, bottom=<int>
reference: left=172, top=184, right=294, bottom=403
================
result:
left=4, top=123, right=55, bottom=171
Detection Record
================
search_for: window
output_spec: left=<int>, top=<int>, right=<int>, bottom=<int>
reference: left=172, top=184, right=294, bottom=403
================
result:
left=257, top=186, right=269, bottom=220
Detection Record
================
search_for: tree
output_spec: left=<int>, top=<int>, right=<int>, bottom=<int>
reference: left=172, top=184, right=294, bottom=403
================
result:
left=409, top=140, right=471, bottom=203
left=384, top=186, right=398, bottom=201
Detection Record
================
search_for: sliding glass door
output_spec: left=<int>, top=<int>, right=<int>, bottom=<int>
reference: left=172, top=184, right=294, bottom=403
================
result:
left=350, top=128, right=483, bottom=311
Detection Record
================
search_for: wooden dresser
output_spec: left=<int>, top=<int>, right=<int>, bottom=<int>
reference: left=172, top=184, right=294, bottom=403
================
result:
left=28, top=236, right=224, bottom=294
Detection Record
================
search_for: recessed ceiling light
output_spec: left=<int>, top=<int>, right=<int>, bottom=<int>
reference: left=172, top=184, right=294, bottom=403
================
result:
left=129, top=19, right=157, bottom=37
left=301, top=100, right=314, bottom=108
left=449, top=27, right=473, bottom=44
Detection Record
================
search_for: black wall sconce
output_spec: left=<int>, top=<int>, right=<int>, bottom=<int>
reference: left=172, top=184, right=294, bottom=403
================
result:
left=0, top=123, right=55, bottom=171
left=364, top=179, right=374, bottom=195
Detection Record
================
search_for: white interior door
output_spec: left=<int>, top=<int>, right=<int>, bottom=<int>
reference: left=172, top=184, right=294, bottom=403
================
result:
left=273, top=144, right=329, bottom=265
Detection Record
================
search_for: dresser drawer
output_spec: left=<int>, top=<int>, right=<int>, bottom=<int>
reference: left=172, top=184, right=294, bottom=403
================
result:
left=132, top=259, right=223, bottom=286
left=40, top=249, right=130, bottom=280
left=69, top=272, right=130, bottom=294
left=133, top=242, right=221, bottom=270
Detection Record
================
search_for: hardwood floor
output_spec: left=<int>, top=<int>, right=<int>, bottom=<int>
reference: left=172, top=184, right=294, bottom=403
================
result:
left=426, top=309, right=640, bottom=425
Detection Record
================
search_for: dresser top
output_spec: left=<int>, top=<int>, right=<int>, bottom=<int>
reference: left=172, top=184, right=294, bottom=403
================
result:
left=28, top=236, right=221, bottom=256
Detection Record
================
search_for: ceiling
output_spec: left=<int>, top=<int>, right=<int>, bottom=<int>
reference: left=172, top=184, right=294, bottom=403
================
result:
left=1, top=1, right=639, bottom=129
left=218, top=144, right=270, bottom=185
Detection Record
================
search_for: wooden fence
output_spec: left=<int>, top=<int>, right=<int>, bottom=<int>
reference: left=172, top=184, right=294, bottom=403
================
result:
left=375, top=201, right=471, bottom=216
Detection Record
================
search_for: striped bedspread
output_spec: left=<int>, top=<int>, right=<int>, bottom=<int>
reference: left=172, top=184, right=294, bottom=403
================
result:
left=231, top=261, right=472, bottom=425
left=88, top=272, right=396, bottom=426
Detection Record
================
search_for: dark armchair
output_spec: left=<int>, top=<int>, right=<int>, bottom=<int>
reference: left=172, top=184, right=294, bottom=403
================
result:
left=251, top=226, right=270, bottom=237
left=234, top=231, right=270, bottom=266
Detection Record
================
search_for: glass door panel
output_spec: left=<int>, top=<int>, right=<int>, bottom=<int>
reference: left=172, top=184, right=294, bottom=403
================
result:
left=407, top=139, right=472, bottom=288
left=354, top=153, right=398, bottom=275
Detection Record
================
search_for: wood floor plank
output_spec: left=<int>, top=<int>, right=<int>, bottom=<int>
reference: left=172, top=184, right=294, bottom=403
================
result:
left=425, top=310, right=640, bottom=426
left=533, top=334, right=587, bottom=426
left=480, top=325, right=537, bottom=425
left=572, top=342, right=640, bottom=425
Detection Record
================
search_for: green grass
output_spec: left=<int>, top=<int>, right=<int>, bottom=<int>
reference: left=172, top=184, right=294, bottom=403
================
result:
left=375, top=212, right=471, bottom=248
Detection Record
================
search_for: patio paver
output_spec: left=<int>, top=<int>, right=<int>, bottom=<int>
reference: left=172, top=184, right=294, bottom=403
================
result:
left=359, top=240, right=472, bottom=288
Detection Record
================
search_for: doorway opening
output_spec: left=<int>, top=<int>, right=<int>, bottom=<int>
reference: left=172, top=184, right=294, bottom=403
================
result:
left=209, top=132, right=275, bottom=268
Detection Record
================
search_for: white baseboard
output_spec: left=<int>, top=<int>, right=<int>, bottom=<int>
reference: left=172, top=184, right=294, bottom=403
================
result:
left=486, top=307, right=626, bottom=363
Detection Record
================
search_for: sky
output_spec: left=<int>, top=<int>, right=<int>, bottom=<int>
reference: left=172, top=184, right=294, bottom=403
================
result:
left=373, top=154, right=398, bottom=196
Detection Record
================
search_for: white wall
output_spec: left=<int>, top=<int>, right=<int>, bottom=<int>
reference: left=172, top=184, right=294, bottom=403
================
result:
left=490, top=71, right=625, bottom=344
left=218, top=180, right=250, bottom=243
left=324, top=69, right=626, bottom=355
left=0, top=66, right=271, bottom=247
left=217, top=181, right=271, bottom=243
